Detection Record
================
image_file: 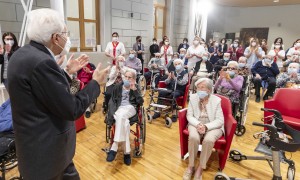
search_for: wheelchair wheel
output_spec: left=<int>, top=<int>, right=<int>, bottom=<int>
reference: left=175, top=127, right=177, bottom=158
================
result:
left=147, top=112, right=153, bottom=124
left=287, top=165, right=295, bottom=180
left=229, top=149, right=244, bottom=162
left=235, top=124, right=246, bottom=136
left=105, top=124, right=111, bottom=143
left=141, top=108, right=146, bottom=144
left=214, top=172, right=230, bottom=180
left=165, top=116, right=172, bottom=128
left=138, top=75, right=147, bottom=97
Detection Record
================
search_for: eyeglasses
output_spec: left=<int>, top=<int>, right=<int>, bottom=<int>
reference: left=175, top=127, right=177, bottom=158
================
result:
left=61, top=31, right=70, bottom=36
left=227, top=67, right=237, bottom=70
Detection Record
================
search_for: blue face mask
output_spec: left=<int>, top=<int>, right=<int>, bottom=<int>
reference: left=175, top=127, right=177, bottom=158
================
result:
left=202, top=56, right=208, bottom=61
left=264, top=59, right=272, bottom=64
left=224, top=57, right=229, bottom=61
left=197, top=91, right=208, bottom=99
left=129, top=54, right=135, bottom=59
left=288, top=68, right=298, bottom=74
left=238, top=63, right=245, bottom=68
left=175, top=65, right=182, bottom=71
left=228, top=71, right=235, bottom=78
left=179, top=54, right=185, bottom=58
left=123, top=79, right=130, bottom=88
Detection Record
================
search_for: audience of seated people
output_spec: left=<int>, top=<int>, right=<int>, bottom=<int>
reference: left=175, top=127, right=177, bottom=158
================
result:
left=214, top=61, right=244, bottom=103
left=276, top=62, right=300, bottom=88
left=106, top=69, right=144, bottom=165
left=183, top=78, right=224, bottom=180
left=152, top=59, right=188, bottom=122
left=214, top=52, right=233, bottom=78
left=189, top=52, right=213, bottom=92
left=251, top=55, right=280, bottom=102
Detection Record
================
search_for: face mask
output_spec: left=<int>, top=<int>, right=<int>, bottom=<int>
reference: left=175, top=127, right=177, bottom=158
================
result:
left=202, top=56, right=208, bottom=61
left=275, top=45, right=280, bottom=49
left=224, top=57, right=229, bottom=61
left=183, top=41, right=187, bottom=44
left=228, top=71, right=235, bottom=78
left=233, top=43, right=238, bottom=48
left=251, top=42, right=256, bottom=47
left=193, top=40, right=199, bottom=46
left=215, top=43, right=219, bottom=47
left=112, top=37, right=118, bottom=42
left=238, top=63, right=245, bottom=68
left=138, top=39, right=141, bottom=42
left=222, top=41, right=225, bottom=44
left=123, top=79, right=130, bottom=88
left=5, top=40, right=14, bottom=46
left=175, top=65, right=182, bottom=71
left=264, top=59, right=272, bottom=64
left=179, top=54, right=185, bottom=58
left=119, top=61, right=124, bottom=67
left=296, top=43, right=300, bottom=48
left=197, top=90, right=208, bottom=99
left=58, top=37, right=71, bottom=56
left=153, top=41, right=157, bottom=44
left=129, top=54, right=135, bottom=59
left=288, top=68, right=298, bottom=74
left=165, top=41, right=169, bottom=45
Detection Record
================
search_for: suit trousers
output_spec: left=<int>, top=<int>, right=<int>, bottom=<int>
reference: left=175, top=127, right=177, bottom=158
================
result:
left=188, top=125, right=223, bottom=169
left=50, top=161, right=80, bottom=180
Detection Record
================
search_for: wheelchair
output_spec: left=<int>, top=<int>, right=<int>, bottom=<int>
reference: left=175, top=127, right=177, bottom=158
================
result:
left=215, top=108, right=300, bottom=180
left=0, top=132, right=22, bottom=180
left=103, top=106, right=146, bottom=157
left=232, top=75, right=251, bottom=136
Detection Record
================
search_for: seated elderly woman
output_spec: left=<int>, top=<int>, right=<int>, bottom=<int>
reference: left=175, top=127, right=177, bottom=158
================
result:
left=144, top=52, right=165, bottom=87
left=105, top=56, right=135, bottom=111
left=183, top=78, right=224, bottom=180
left=237, top=56, right=249, bottom=76
left=251, top=55, right=280, bottom=102
left=124, top=50, right=142, bottom=73
left=152, top=59, right=188, bottom=122
left=214, top=52, right=233, bottom=78
left=276, top=62, right=300, bottom=88
left=214, top=61, right=244, bottom=103
left=189, top=52, right=213, bottom=91
left=106, top=69, right=144, bottom=165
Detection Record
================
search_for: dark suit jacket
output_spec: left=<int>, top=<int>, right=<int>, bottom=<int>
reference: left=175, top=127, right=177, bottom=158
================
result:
left=7, top=41, right=100, bottom=179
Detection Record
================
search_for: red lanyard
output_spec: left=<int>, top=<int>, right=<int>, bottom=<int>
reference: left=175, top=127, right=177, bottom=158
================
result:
left=164, top=45, right=169, bottom=64
left=112, top=42, right=119, bottom=58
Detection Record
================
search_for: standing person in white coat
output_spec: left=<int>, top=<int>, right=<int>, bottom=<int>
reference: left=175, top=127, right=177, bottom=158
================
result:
left=268, top=42, right=285, bottom=71
left=105, top=32, right=126, bottom=65
left=160, top=37, right=173, bottom=65
left=185, top=36, right=205, bottom=72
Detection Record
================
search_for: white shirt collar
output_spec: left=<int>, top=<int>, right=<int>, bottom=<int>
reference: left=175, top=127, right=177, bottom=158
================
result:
left=45, top=46, right=56, bottom=61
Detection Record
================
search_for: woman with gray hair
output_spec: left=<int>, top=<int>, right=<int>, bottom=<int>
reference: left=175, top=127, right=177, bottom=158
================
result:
left=276, top=62, right=300, bottom=88
left=214, top=61, right=244, bottom=102
left=183, top=78, right=224, bottom=180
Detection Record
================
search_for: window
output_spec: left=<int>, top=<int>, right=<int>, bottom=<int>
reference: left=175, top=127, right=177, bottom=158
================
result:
left=66, top=0, right=100, bottom=51
left=153, top=0, right=166, bottom=40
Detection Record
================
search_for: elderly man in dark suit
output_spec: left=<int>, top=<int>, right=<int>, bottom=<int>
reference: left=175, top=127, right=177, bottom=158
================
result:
left=7, top=8, right=108, bottom=180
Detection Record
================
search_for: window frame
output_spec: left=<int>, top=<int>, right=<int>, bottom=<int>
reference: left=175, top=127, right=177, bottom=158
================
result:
left=67, top=0, right=100, bottom=52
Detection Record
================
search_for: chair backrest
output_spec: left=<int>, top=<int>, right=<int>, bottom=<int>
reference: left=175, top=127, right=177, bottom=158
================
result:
left=158, top=81, right=167, bottom=88
left=267, top=88, right=300, bottom=119
left=181, top=84, right=190, bottom=108
left=214, top=94, right=236, bottom=139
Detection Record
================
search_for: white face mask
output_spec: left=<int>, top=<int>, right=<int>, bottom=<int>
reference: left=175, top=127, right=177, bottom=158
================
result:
left=58, top=37, right=71, bottom=56
left=275, top=45, right=281, bottom=49
left=193, top=40, right=199, bottom=46
left=153, top=41, right=157, bottom=44
left=165, top=41, right=169, bottom=45
left=296, top=43, right=300, bottom=48
left=5, top=40, right=14, bottom=47
left=251, top=42, right=256, bottom=47
left=118, top=61, right=124, bottom=67
left=112, top=37, right=118, bottom=42
left=233, top=43, right=238, bottom=48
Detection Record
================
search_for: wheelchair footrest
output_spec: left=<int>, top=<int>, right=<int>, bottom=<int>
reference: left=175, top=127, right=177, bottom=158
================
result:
left=149, top=103, right=168, bottom=109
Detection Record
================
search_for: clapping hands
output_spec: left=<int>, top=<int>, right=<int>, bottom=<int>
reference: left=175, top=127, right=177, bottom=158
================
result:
left=66, top=53, right=89, bottom=74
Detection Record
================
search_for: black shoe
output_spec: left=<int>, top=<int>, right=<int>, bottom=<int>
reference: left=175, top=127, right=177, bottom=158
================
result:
left=171, top=115, right=177, bottom=122
left=124, top=154, right=131, bottom=166
left=263, top=95, right=268, bottom=101
left=152, top=112, right=161, bottom=119
left=106, top=150, right=117, bottom=162
left=85, top=111, right=91, bottom=118
left=255, top=96, right=260, bottom=103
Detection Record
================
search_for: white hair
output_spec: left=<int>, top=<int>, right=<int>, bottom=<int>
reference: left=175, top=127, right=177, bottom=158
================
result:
left=224, top=53, right=230, bottom=56
left=125, top=68, right=137, bottom=80
left=173, top=58, right=184, bottom=65
left=117, top=55, right=125, bottom=61
left=195, top=78, right=213, bottom=92
left=227, top=61, right=239, bottom=68
left=27, top=8, right=65, bottom=44
left=289, top=63, right=300, bottom=70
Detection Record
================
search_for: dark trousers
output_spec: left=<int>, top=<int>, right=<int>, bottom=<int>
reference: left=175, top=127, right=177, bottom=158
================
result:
left=158, top=90, right=184, bottom=108
left=50, top=161, right=80, bottom=180
left=253, top=77, right=276, bottom=97
left=144, top=71, right=160, bottom=87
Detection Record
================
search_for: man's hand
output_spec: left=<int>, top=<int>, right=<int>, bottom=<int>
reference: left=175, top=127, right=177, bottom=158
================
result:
left=66, top=53, right=89, bottom=74
left=255, top=74, right=261, bottom=79
left=92, top=63, right=110, bottom=85
left=56, top=55, right=65, bottom=66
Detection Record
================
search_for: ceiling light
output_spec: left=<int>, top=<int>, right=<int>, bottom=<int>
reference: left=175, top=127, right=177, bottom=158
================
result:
left=273, top=0, right=279, bottom=2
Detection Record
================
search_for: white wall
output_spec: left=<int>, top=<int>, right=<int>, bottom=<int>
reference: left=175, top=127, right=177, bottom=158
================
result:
left=0, top=0, right=50, bottom=40
left=207, top=4, right=300, bottom=48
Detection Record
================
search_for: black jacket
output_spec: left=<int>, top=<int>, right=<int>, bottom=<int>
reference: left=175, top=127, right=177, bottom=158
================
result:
left=7, top=41, right=100, bottom=179
left=149, top=44, right=160, bottom=57
left=177, top=43, right=189, bottom=53
left=0, top=46, right=19, bottom=83
left=106, top=83, right=144, bottom=126
left=251, top=61, right=280, bottom=80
